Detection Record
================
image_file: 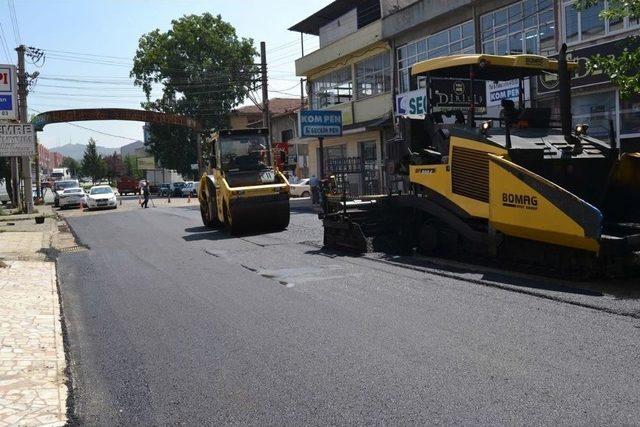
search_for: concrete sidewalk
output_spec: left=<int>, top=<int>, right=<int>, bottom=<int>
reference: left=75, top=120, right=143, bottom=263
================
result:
left=0, top=207, right=70, bottom=426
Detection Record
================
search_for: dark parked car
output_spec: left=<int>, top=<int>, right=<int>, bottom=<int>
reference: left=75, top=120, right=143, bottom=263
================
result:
left=158, top=183, right=171, bottom=197
left=171, top=182, right=185, bottom=197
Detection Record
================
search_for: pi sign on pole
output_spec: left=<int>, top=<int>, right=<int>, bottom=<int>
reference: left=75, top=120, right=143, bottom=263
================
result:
left=0, top=65, right=17, bottom=121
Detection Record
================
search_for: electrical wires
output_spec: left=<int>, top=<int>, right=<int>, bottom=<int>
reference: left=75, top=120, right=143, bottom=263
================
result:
left=7, top=0, right=21, bottom=45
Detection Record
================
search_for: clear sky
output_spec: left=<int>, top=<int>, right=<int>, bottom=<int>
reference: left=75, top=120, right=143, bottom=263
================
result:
left=0, top=0, right=330, bottom=149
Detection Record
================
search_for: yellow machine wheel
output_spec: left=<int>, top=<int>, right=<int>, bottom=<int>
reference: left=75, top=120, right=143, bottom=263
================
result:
left=201, top=179, right=222, bottom=228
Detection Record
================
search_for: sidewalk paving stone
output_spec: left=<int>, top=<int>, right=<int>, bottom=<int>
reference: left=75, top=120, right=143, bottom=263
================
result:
left=0, top=216, right=68, bottom=426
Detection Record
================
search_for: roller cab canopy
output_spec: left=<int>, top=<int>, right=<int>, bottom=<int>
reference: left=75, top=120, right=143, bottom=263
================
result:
left=411, top=54, right=578, bottom=81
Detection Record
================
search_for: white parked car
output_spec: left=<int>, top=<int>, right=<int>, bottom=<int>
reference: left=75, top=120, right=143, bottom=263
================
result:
left=54, top=179, right=80, bottom=207
left=289, top=178, right=310, bottom=198
left=86, top=185, right=117, bottom=210
left=58, top=187, right=87, bottom=209
left=0, top=179, right=11, bottom=205
left=181, top=181, right=199, bottom=197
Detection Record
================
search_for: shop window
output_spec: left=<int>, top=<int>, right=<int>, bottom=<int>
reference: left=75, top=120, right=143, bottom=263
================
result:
left=356, top=53, right=391, bottom=99
left=397, top=20, right=475, bottom=93
left=310, top=67, right=352, bottom=110
left=620, top=96, right=640, bottom=136
left=563, top=0, right=637, bottom=43
left=572, top=90, right=616, bottom=139
left=481, top=0, right=555, bottom=56
left=581, top=1, right=605, bottom=39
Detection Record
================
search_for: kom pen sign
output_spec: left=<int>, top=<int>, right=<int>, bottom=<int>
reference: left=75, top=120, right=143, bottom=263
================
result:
left=0, top=65, right=18, bottom=120
left=299, top=110, right=342, bottom=138
left=0, top=124, right=36, bottom=157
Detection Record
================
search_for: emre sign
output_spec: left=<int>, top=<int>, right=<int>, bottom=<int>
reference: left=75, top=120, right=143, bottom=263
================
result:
left=299, top=110, right=342, bottom=138
left=0, top=124, right=36, bottom=157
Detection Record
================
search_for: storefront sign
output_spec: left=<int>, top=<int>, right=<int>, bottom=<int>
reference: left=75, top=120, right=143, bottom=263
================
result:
left=486, top=79, right=531, bottom=107
left=395, top=89, right=427, bottom=118
left=430, top=78, right=486, bottom=114
left=538, top=38, right=640, bottom=94
left=395, top=79, right=487, bottom=117
left=0, top=124, right=35, bottom=156
left=137, top=156, right=155, bottom=170
left=0, top=65, right=18, bottom=120
left=299, top=110, right=343, bottom=138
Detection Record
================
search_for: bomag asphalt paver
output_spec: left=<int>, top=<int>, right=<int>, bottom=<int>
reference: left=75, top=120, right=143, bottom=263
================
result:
left=199, top=128, right=290, bottom=234
left=322, top=45, right=640, bottom=277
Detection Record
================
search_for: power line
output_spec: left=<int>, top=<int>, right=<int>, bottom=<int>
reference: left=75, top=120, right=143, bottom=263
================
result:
left=7, top=0, right=21, bottom=45
left=0, top=22, right=11, bottom=62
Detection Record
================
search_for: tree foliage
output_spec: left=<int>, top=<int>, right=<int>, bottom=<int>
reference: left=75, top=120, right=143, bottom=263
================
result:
left=104, top=151, right=125, bottom=184
left=61, top=157, right=80, bottom=177
left=81, top=138, right=107, bottom=183
left=131, top=13, right=258, bottom=173
left=123, top=155, right=142, bottom=179
left=144, top=124, right=197, bottom=178
left=573, top=0, right=640, bottom=99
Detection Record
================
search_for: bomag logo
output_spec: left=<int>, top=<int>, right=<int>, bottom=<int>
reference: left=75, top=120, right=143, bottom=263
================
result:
left=417, top=167, right=436, bottom=175
left=502, top=193, right=538, bottom=210
left=525, top=57, right=544, bottom=66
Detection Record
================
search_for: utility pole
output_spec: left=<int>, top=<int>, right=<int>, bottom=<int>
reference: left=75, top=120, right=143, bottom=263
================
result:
left=260, top=41, right=272, bottom=165
left=16, top=45, right=33, bottom=214
left=10, top=156, right=20, bottom=208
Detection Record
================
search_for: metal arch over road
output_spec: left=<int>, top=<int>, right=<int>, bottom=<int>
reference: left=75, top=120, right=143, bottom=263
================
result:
left=31, top=108, right=203, bottom=132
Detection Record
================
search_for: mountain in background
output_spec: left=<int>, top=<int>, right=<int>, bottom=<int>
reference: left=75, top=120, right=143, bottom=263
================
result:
left=51, top=143, right=120, bottom=160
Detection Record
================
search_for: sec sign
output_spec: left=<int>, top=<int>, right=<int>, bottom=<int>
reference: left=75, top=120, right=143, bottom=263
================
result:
left=0, top=65, right=17, bottom=121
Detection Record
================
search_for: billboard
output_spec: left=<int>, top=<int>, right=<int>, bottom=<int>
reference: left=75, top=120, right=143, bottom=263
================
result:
left=395, top=79, right=487, bottom=118
left=486, top=79, right=531, bottom=108
left=299, top=110, right=343, bottom=138
left=137, top=156, right=155, bottom=170
left=395, top=89, right=427, bottom=118
left=0, top=124, right=36, bottom=156
left=0, top=65, right=18, bottom=121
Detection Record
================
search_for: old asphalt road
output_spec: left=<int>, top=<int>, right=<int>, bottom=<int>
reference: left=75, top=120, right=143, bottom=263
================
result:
left=57, top=202, right=640, bottom=424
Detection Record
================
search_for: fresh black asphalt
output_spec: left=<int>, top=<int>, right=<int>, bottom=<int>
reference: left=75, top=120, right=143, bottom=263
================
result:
left=57, top=203, right=640, bottom=424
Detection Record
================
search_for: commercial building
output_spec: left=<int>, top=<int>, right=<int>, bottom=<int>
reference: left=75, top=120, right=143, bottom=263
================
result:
left=36, top=144, right=64, bottom=176
left=290, top=0, right=394, bottom=196
left=382, top=0, right=640, bottom=153
left=230, top=98, right=310, bottom=178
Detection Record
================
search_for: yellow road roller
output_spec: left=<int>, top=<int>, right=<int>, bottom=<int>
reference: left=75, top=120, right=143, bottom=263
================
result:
left=321, top=46, right=640, bottom=277
left=199, top=128, right=290, bottom=234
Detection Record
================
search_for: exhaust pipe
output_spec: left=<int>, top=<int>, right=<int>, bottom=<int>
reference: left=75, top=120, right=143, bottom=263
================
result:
left=558, top=44, right=573, bottom=143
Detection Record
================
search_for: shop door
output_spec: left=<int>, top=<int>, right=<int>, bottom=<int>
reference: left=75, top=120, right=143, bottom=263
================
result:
left=360, top=141, right=379, bottom=195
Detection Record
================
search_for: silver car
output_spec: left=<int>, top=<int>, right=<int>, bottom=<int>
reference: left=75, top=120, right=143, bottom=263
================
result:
left=58, top=187, right=87, bottom=209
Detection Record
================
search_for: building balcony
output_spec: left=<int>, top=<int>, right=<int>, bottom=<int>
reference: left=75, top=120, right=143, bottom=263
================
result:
left=319, top=92, right=393, bottom=128
left=295, top=21, right=384, bottom=77
left=381, top=0, right=472, bottom=39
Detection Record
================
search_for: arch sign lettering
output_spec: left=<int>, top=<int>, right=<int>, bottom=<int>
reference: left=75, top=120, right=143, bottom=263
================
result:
left=31, top=108, right=203, bottom=132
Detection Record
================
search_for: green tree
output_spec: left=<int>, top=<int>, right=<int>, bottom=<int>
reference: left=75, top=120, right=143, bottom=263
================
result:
left=60, top=157, right=81, bottom=177
left=81, top=138, right=106, bottom=184
left=131, top=13, right=258, bottom=173
left=573, top=0, right=640, bottom=99
left=123, top=155, right=142, bottom=179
